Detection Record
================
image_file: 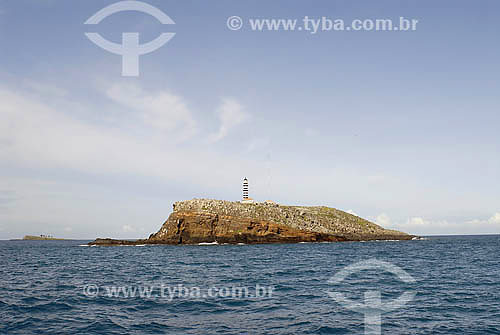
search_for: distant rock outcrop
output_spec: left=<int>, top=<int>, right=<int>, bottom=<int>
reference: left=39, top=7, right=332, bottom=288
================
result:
left=22, top=235, right=65, bottom=241
left=89, top=199, right=414, bottom=246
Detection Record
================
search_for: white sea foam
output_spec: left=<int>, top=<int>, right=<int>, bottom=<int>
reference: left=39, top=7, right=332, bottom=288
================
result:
left=198, top=242, right=218, bottom=245
left=412, top=237, right=428, bottom=241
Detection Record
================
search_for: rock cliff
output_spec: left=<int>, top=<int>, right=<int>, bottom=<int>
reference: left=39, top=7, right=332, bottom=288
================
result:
left=89, top=199, right=413, bottom=245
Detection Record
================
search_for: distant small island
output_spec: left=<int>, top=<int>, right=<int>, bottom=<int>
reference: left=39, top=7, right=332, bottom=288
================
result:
left=89, top=199, right=416, bottom=246
left=22, top=235, right=66, bottom=241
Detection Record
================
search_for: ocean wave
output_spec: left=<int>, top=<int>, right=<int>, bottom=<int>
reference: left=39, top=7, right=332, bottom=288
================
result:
left=198, top=241, right=219, bottom=245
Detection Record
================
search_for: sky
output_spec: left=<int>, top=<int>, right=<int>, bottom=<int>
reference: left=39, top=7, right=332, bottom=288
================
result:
left=0, top=0, right=499, bottom=239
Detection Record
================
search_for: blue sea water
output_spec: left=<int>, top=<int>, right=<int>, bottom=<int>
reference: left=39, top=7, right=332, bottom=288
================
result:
left=1, top=235, right=499, bottom=334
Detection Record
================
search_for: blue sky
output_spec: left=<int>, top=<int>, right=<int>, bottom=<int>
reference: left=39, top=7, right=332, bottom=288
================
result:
left=0, top=0, right=499, bottom=238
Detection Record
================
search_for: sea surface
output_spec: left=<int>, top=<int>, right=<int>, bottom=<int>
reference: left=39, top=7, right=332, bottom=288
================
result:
left=1, top=235, right=499, bottom=334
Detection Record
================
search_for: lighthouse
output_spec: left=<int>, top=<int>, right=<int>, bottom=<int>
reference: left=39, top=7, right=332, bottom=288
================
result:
left=242, top=178, right=254, bottom=203
left=243, top=178, right=249, bottom=200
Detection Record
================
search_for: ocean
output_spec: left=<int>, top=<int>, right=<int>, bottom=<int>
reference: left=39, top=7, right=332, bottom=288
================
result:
left=1, top=235, right=499, bottom=334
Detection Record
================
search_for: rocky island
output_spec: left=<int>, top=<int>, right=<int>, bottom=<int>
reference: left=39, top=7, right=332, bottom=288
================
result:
left=89, top=199, right=414, bottom=246
left=21, top=235, right=66, bottom=241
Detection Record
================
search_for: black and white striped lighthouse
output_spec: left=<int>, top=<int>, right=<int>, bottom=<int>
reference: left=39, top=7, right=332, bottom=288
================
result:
left=242, top=178, right=249, bottom=200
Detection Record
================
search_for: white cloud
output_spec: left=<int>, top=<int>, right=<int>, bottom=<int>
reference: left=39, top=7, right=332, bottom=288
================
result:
left=25, top=80, right=68, bottom=98
left=64, top=227, right=73, bottom=232
left=106, top=83, right=196, bottom=139
left=0, top=88, right=140, bottom=172
left=406, top=217, right=429, bottom=225
left=122, top=224, right=136, bottom=233
left=374, top=214, right=447, bottom=234
left=467, top=212, right=500, bottom=226
left=376, top=213, right=500, bottom=235
left=375, top=213, right=391, bottom=227
left=0, top=85, right=269, bottom=202
left=488, top=213, right=500, bottom=224
left=209, top=98, right=248, bottom=142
